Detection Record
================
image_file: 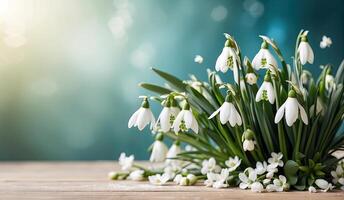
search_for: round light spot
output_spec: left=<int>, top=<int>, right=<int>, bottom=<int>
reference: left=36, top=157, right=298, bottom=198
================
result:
left=210, top=5, right=228, bottom=22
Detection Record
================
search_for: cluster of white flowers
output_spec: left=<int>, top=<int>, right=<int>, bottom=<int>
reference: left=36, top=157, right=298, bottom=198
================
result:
left=203, top=156, right=241, bottom=188
left=309, top=179, right=335, bottom=193
left=331, top=161, right=344, bottom=190
left=239, top=152, right=287, bottom=193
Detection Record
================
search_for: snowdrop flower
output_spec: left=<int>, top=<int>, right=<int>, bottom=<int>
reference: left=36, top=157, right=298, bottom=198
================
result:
left=208, top=93, right=242, bottom=127
left=255, top=72, right=275, bottom=104
left=242, top=129, right=255, bottom=151
left=274, top=90, right=308, bottom=126
left=128, top=97, right=155, bottom=131
left=194, top=55, right=204, bottom=64
left=245, top=73, right=258, bottom=85
left=166, top=141, right=182, bottom=165
left=267, top=175, right=289, bottom=192
left=320, top=35, right=332, bottom=49
left=309, top=186, right=317, bottom=193
left=215, top=35, right=240, bottom=84
left=255, top=161, right=267, bottom=175
left=150, top=133, right=168, bottom=162
left=129, top=170, right=145, bottom=181
left=225, top=156, right=241, bottom=172
left=252, top=40, right=278, bottom=70
left=108, top=171, right=119, bottom=180
left=179, top=177, right=190, bottom=186
left=263, top=178, right=271, bottom=185
left=267, top=152, right=284, bottom=168
left=119, top=153, right=134, bottom=171
left=266, top=164, right=278, bottom=179
left=298, top=34, right=314, bottom=65
left=155, top=98, right=180, bottom=133
left=331, top=163, right=343, bottom=184
left=201, top=157, right=221, bottom=175
left=213, top=169, right=230, bottom=189
left=172, top=103, right=199, bottom=134
left=251, top=182, right=264, bottom=192
left=315, top=179, right=334, bottom=192
left=204, top=172, right=218, bottom=187
left=164, top=164, right=181, bottom=180
left=325, top=74, right=336, bottom=91
left=239, top=168, right=257, bottom=189
left=187, top=174, right=198, bottom=185
left=148, top=174, right=170, bottom=186
left=173, top=174, right=183, bottom=184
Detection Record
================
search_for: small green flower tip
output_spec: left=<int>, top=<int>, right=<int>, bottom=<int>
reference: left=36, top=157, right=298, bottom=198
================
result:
left=288, top=90, right=296, bottom=98
left=264, top=72, right=271, bottom=82
left=156, top=133, right=164, bottom=141
left=301, top=35, right=308, bottom=42
left=183, top=102, right=190, bottom=110
left=225, top=93, right=233, bottom=102
left=174, top=140, right=180, bottom=146
left=244, top=129, right=254, bottom=140
left=225, top=39, right=235, bottom=48
left=261, top=40, right=268, bottom=49
left=170, top=97, right=178, bottom=107
left=141, top=98, right=150, bottom=108
left=163, top=99, right=171, bottom=107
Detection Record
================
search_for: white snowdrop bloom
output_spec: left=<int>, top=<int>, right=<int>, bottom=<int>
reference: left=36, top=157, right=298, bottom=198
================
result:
left=325, top=74, right=336, bottom=91
left=173, top=174, right=183, bottom=184
left=271, top=175, right=289, bottom=192
left=187, top=174, right=198, bottom=185
left=148, top=174, right=170, bottom=186
left=243, top=139, right=255, bottom=151
left=165, top=141, right=182, bottom=165
left=255, top=161, right=268, bottom=175
left=208, top=94, right=242, bottom=127
left=245, top=73, right=258, bottom=85
left=315, top=179, right=334, bottom=192
left=251, top=182, right=264, bottom=192
left=194, top=55, right=204, bottom=64
left=267, top=152, right=284, bottom=168
left=119, top=153, right=134, bottom=171
left=212, top=168, right=230, bottom=189
left=266, top=164, right=278, bottom=179
left=172, top=103, right=199, bottom=134
left=225, top=156, right=241, bottom=172
left=331, top=163, right=344, bottom=184
left=128, top=98, right=155, bottom=131
left=204, top=172, right=218, bottom=187
left=298, top=34, right=314, bottom=65
left=255, top=73, right=275, bottom=104
left=129, top=170, right=145, bottom=181
left=156, top=99, right=180, bottom=133
left=274, top=90, right=308, bottom=127
left=215, top=37, right=240, bottom=84
left=150, top=134, right=168, bottom=162
left=239, top=168, right=257, bottom=189
left=201, top=157, right=221, bottom=175
left=320, top=35, right=332, bottom=49
left=309, top=186, right=317, bottom=193
left=252, top=41, right=278, bottom=70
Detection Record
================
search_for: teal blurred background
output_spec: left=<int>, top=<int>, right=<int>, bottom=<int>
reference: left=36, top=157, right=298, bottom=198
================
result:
left=0, top=0, right=343, bottom=160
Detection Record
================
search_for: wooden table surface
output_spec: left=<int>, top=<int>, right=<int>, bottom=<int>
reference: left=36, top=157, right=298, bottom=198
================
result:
left=0, top=161, right=343, bottom=200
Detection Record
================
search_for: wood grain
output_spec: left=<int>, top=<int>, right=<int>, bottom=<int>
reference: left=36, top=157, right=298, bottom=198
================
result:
left=0, top=161, right=343, bottom=199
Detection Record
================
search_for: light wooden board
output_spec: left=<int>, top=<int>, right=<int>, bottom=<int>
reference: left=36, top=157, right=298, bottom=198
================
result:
left=0, top=161, right=343, bottom=199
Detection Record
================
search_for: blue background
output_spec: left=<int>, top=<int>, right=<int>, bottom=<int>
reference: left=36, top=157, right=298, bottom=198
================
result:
left=0, top=0, right=343, bottom=160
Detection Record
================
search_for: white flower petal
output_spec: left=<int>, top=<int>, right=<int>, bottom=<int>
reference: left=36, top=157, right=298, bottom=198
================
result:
left=298, top=42, right=308, bottom=65
left=184, top=110, right=193, bottom=129
left=252, top=49, right=263, bottom=70
left=208, top=107, right=221, bottom=119
left=219, top=102, right=231, bottom=124
left=285, top=98, right=298, bottom=126
left=307, top=43, right=314, bottom=64
left=128, top=109, right=140, bottom=128
left=266, top=82, right=275, bottom=104
left=274, top=102, right=286, bottom=123
left=298, top=103, right=308, bottom=125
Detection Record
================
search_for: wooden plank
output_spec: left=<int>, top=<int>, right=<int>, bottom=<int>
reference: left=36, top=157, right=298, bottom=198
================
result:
left=0, top=161, right=343, bottom=199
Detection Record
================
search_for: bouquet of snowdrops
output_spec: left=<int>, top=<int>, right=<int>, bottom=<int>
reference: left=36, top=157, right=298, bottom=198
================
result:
left=110, top=30, right=344, bottom=193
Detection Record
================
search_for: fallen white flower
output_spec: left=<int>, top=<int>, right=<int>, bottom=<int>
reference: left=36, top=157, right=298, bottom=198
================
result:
left=148, top=174, right=170, bottom=186
left=119, top=153, right=134, bottom=171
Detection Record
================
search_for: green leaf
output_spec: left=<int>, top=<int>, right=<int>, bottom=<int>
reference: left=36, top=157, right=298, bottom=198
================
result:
left=294, top=176, right=307, bottom=191
left=284, top=160, right=299, bottom=185
left=335, top=59, right=344, bottom=84
left=151, top=68, right=186, bottom=91
left=139, top=82, right=172, bottom=95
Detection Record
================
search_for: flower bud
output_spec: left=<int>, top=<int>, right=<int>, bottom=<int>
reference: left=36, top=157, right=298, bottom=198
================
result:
left=179, top=177, right=190, bottom=186
left=186, top=174, right=198, bottom=185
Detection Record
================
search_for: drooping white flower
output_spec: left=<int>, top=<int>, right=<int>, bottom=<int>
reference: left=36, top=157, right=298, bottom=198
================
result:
left=215, top=35, right=240, bottom=84
left=269, top=175, right=289, bottom=192
left=308, top=186, right=317, bottom=193
left=251, top=182, right=264, bottom=192
left=129, top=170, right=145, bottom=181
left=298, top=34, right=314, bottom=65
left=243, top=140, right=255, bottom=151
left=172, top=103, right=199, bottom=134
left=150, top=134, right=168, bottom=162
left=148, top=174, right=170, bottom=185
left=315, top=179, right=334, bottom=192
left=266, top=164, right=278, bottom=179
left=208, top=94, right=242, bottom=127
left=325, top=74, right=336, bottom=91
left=331, top=162, right=344, bottom=184
left=320, top=35, right=332, bottom=49
left=267, top=152, right=284, bottom=168
left=201, top=157, right=221, bottom=175
left=165, top=141, right=182, bottom=165
left=225, top=156, right=241, bottom=172
left=252, top=40, right=278, bottom=70
left=212, top=168, right=231, bottom=189
left=194, top=55, right=204, bottom=64
left=239, top=168, right=257, bottom=189
left=204, top=172, right=218, bottom=187
left=245, top=73, right=258, bottom=85
left=155, top=99, right=180, bottom=133
left=128, top=98, right=155, bottom=131
left=274, top=90, right=308, bottom=127
left=255, top=161, right=268, bottom=175
left=119, top=153, right=134, bottom=171
left=255, top=72, right=275, bottom=104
